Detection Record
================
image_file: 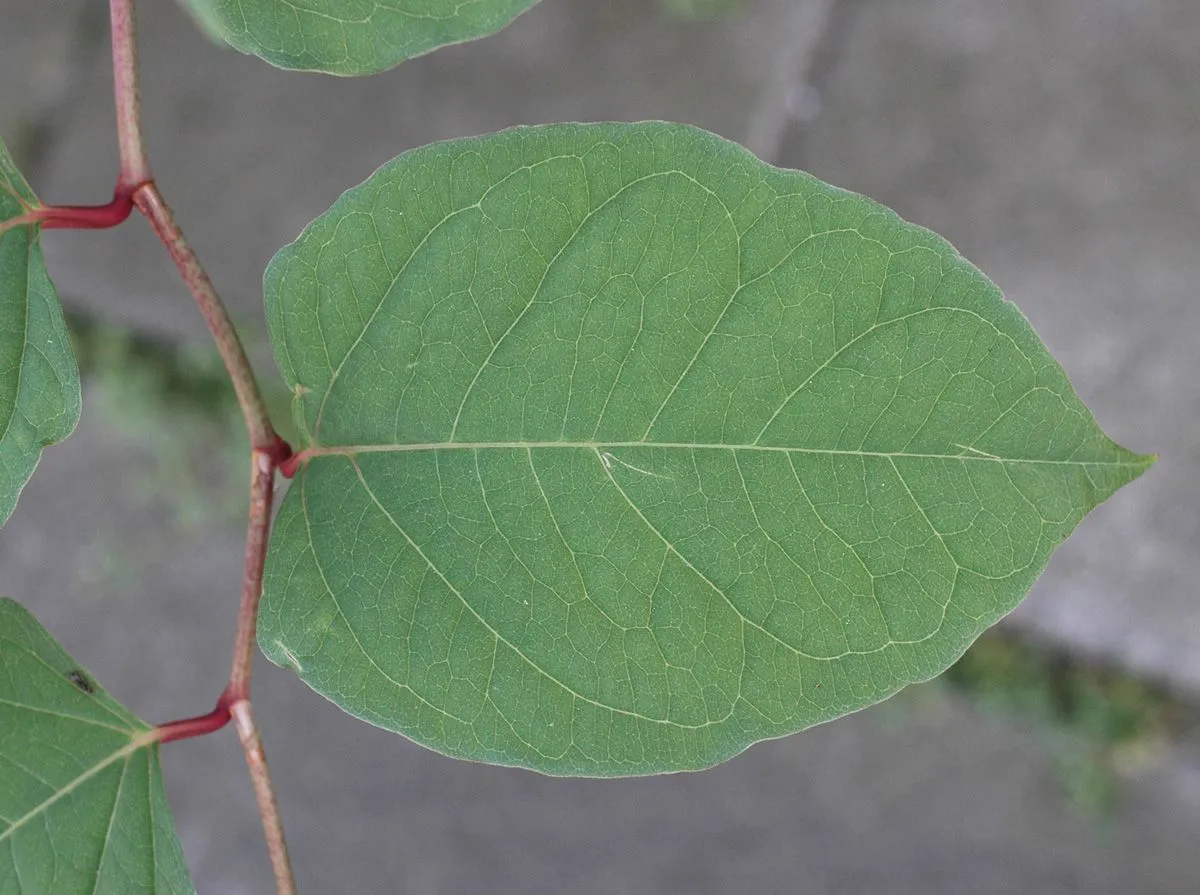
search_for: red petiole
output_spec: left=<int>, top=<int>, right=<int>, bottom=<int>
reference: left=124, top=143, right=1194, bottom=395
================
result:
left=35, top=185, right=142, bottom=229
left=156, top=688, right=235, bottom=745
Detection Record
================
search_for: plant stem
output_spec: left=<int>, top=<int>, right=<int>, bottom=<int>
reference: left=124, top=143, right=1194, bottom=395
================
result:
left=109, top=0, right=150, bottom=189
left=110, top=0, right=281, bottom=453
left=229, top=450, right=276, bottom=698
left=155, top=440, right=280, bottom=736
left=154, top=448, right=292, bottom=886
left=158, top=447, right=275, bottom=740
left=109, top=2, right=297, bottom=891
left=133, top=183, right=280, bottom=451
left=231, top=699, right=297, bottom=895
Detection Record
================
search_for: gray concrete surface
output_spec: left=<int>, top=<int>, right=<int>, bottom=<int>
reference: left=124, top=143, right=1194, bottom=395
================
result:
left=779, top=0, right=1200, bottom=694
left=2, top=0, right=1200, bottom=892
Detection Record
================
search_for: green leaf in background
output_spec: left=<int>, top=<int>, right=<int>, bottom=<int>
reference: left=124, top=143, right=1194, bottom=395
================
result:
left=0, top=599, right=195, bottom=894
left=260, top=122, right=1152, bottom=776
left=180, top=0, right=543, bottom=76
left=0, top=138, right=81, bottom=529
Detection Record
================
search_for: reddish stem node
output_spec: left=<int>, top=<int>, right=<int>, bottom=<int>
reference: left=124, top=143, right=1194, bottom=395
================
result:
left=278, top=450, right=306, bottom=479
left=262, top=434, right=294, bottom=470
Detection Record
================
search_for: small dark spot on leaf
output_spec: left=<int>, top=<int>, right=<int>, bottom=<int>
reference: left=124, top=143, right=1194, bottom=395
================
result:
left=67, top=669, right=94, bottom=695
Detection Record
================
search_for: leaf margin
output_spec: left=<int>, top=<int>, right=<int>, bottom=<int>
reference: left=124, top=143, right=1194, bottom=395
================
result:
left=259, top=120, right=1154, bottom=776
left=0, top=137, right=82, bottom=529
left=178, top=0, right=544, bottom=76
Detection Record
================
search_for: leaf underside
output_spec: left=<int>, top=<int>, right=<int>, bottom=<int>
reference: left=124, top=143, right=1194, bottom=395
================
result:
left=260, top=122, right=1151, bottom=776
left=180, top=0, right=543, bottom=75
left=0, top=599, right=194, bottom=894
left=0, top=138, right=81, bottom=529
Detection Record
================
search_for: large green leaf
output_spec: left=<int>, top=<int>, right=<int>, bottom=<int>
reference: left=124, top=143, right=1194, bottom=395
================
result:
left=260, top=122, right=1152, bottom=776
left=0, top=139, right=81, bottom=528
left=180, top=0, right=543, bottom=75
left=0, top=599, right=195, bottom=893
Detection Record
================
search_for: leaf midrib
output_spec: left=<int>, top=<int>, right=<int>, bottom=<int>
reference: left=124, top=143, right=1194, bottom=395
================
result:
left=0, top=730, right=155, bottom=847
left=297, top=441, right=1150, bottom=468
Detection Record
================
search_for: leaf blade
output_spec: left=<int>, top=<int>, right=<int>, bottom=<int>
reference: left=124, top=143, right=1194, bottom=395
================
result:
left=0, top=138, right=81, bottom=528
left=261, top=122, right=1151, bottom=775
left=179, top=0, right=543, bottom=75
left=0, top=599, right=195, bottom=894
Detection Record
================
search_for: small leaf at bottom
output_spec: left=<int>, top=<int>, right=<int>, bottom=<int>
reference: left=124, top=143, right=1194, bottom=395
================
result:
left=0, top=599, right=194, bottom=894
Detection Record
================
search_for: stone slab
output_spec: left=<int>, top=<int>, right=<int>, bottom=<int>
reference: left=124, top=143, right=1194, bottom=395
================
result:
left=779, top=0, right=1200, bottom=694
